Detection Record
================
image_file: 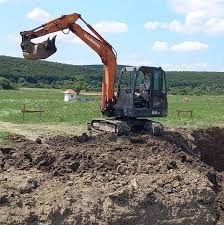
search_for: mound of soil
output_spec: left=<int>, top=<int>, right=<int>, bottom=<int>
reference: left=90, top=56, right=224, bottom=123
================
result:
left=0, top=128, right=223, bottom=225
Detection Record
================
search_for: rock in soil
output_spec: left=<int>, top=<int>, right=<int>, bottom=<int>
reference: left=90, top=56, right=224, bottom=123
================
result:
left=0, top=127, right=223, bottom=225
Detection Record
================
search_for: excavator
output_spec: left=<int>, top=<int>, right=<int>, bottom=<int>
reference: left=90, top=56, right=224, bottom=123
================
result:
left=20, top=13, right=168, bottom=135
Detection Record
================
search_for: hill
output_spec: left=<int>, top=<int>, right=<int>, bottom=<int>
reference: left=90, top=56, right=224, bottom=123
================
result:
left=0, top=55, right=224, bottom=95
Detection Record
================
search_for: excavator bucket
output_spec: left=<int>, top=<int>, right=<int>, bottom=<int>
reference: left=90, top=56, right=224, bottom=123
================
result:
left=21, top=36, right=57, bottom=60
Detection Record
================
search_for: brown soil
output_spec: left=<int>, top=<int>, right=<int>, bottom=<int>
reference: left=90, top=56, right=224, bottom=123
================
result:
left=0, top=127, right=223, bottom=225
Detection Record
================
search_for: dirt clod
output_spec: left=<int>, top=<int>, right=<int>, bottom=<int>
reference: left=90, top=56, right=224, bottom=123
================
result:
left=19, top=178, right=38, bottom=194
left=0, top=195, right=8, bottom=204
left=35, top=137, right=42, bottom=144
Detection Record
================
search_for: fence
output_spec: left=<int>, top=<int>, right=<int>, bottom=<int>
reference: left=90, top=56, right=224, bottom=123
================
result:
left=21, top=104, right=44, bottom=122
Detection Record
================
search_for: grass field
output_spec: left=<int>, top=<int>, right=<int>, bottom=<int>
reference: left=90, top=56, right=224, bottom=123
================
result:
left=158, top=95, right=224, bottom=128
left=0, top=131, right=10, bottom=145
left=0, top=88, right=223, bottom=129
left=0, top=88, right=100, bottom=125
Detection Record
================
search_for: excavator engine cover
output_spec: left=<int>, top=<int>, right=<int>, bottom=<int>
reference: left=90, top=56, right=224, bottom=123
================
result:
left=21, top=36, right=57, bottom=60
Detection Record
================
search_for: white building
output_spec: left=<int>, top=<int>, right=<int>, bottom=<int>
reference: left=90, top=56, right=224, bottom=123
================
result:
left=64, top=89, right=77, bottom=102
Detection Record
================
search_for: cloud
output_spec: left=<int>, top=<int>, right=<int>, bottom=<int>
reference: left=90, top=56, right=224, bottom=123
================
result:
left=26, top=7, right=51, bottom=22
left=170, top=0, right=224, bottom=17
left=170, top=41, right=208, bottom=52
left=120, top=54, right=211, bottom=71
left=145, top=0, right=224, bottom=34
left=145, top=17, right=224, bottom=35
left=152, top=41, right=168, bottom=51
left=168, top=20, right=184, bottom=32
left=119, top=54, right=152, bottom=66
left=152, top=41, right=208, bottom=52
left=144, top=21, right=167, bottom=30
left=162, top=62, right=209, bottom=71
left=205, top=18, right=224, bottom=34
left=144, top=20, right=184, bottom=32
left=94, top=21, right=128, bottom=33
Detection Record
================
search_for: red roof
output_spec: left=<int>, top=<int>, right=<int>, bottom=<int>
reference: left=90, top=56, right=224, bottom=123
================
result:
left=64, top=89, right=77, bottom=94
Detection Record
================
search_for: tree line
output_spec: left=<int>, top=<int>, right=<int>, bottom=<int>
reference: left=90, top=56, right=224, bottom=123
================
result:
left=0, top=55, right=224, bottom=95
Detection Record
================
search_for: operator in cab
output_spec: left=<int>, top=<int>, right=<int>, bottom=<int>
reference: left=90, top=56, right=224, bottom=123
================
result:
left=140, top=72, right=151, bottom=101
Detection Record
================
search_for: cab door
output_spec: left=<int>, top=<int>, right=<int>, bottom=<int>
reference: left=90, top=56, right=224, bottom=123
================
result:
left=151, top=69, right=168, bottom=116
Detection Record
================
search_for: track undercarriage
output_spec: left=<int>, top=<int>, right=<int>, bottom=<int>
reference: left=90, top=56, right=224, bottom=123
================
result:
left=88, top=118, right=164, bottom=136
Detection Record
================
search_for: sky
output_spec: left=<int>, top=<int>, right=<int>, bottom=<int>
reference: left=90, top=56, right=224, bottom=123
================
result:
left=0, top=0, right=224, bottom=71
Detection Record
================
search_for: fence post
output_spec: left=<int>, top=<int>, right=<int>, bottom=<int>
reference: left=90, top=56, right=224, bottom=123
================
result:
left=22, top=104, right=25, bottom=123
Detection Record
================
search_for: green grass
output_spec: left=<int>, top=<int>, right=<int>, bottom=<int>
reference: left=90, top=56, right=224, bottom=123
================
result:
left=0, top=88, right=101, bottom=124
left=0, top=88, right=223, bottom=128
left=157, top=95, right=224, bottom=128
left=0, top=131, right=10, bottom=145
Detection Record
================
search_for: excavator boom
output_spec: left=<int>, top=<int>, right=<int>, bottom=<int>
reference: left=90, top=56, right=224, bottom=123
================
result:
left=20, top=13, right=117, bottom=114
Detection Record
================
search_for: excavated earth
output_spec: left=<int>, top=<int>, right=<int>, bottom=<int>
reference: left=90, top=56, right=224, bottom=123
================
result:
left=0, top=127, right=223, bottom=225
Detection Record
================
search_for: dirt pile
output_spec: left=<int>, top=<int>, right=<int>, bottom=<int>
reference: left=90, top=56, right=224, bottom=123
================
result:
left=0, top=128, right=223, bottom=225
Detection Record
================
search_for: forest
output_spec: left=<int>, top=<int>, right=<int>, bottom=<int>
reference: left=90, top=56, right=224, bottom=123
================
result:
left=0, top=55, right=224, bottom=95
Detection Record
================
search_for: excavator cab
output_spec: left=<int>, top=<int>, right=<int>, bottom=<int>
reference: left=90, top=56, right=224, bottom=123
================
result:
left=114, top=66, right=168, bottom=118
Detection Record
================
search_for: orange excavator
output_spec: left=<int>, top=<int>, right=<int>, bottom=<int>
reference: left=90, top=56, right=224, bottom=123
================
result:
left=20, top=13, right=168, bottom=135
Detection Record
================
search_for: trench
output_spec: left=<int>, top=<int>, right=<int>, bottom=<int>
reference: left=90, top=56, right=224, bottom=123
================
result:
left=192, top=127, right=224, bottom=225
left=192, top=127, right=224, bottom=172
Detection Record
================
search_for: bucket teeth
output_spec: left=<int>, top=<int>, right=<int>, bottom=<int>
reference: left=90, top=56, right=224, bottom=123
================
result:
left=21, top=36, right=57, bottom=60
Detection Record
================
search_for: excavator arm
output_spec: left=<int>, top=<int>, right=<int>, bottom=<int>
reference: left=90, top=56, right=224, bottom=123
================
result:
left=20, top=13, right=117, bottom=115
